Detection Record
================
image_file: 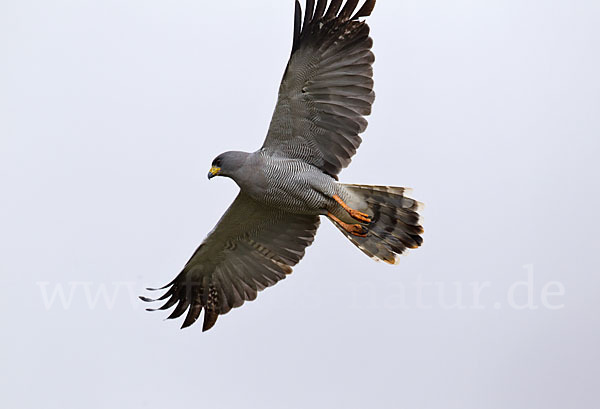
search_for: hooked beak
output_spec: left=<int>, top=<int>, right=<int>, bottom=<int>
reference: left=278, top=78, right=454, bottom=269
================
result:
left=207, top=166, right=221, bottom=180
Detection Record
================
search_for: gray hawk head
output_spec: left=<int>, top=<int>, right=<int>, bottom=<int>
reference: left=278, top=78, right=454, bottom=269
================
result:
left=208, top=151, right=250, bottom=180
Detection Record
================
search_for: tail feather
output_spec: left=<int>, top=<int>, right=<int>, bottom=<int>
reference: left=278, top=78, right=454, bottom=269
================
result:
left=334, top=184, right=424, bottom=264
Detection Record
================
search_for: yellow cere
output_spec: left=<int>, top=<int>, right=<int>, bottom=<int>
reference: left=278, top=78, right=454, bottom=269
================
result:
left=209, top=166, right=221, bottom=176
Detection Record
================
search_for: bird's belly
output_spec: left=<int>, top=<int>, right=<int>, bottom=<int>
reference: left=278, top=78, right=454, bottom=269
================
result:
left=257, top=170, right=337, bottom=215
left=261, top=181, right=329, bottom=215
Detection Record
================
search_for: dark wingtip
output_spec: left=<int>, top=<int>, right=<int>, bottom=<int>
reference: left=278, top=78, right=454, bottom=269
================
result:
left=352, top=0, right=376, bottom=20
left=146, top=284, right=168, bottom=291
left=314, top=0, right=327, bottom=21
left=292, top=0, right=302, bottom=53
left=181, top=304, right=202, bottom=329
left=202, top=310, right=219, bottom=332
left=339, top=0, right=360, bottom=21
left=139, top=296, right=155, bottom=302
left=291, top=0, right=376, bottom=57
left=146, top=275, right=179, bottom=292
left=302, top=0, right=315, bottom=33
left=324, top=0, right=343, bottom=20
left=166, top=300, right=190, bottom=320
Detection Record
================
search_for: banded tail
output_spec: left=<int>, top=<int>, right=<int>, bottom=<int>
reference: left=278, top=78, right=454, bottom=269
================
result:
left=333, top=184, right=424, bottom=264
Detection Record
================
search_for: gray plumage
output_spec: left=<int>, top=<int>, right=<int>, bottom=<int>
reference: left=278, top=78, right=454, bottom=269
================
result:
left=142, top=0, right=423, bottom=331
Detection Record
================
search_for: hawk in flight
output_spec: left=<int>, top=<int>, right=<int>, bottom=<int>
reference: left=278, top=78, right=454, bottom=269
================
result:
left=142, top=0, right=423, bottom=331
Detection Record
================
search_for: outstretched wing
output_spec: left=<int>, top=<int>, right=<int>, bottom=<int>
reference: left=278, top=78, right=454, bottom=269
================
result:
left=263, top=0, right=376, bottom=178
left=141, top=192, right=320, bottom=331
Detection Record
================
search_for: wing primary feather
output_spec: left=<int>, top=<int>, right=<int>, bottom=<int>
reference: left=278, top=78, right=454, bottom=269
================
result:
left=213, top=273, right=232, bottom=313
left=153, top=293, right=179, bottom=311
left=166, top=297, right=190, bottom=319
left=314, top=0, right=328, bottom=21
left=155, top=286, right=177, bottom=301
left=202, top=310, right=219, bottom=332
left=302, top=0, right=315, bottom=34
left=292, top=0, right=303, bottom=53
left=339, top=0, right=360, bottom=21
left=351, top=0, right=376, bottom=20
left=139, top=296, right=154, bottom=302
left=324, top=0, right=344, bottom=20
left=181, top=302, right=202, bottom=329
left=145, top=282, right=172, bottom=291
left=223, top=268, right=245, bottom=308
left=200, top=276, right=210, bottom=306
left=226, top=258, right=258, bottom=293
left=139, top=286, right=175, bottom=303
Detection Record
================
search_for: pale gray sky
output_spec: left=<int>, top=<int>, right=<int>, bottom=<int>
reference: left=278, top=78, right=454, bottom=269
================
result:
left=1, top=1, right=599, bottom=408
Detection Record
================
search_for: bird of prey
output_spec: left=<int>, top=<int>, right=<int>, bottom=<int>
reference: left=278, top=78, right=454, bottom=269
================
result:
left=141, top=0, right=423, bottom=331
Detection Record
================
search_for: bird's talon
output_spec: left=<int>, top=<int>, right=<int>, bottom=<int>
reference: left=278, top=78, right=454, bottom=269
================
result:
left=350, top=210, right=372, bottom=223
left=350, top=224, right=368, bottom=237
left=328, top=212, right=368, bottom=237
left=333, top=195, right=372, bottom=223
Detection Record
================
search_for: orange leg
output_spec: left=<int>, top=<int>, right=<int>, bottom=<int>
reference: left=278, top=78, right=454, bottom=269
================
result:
left=328, top=212, right=368, bottom=237
left=332, top=194, right=372, bottom=223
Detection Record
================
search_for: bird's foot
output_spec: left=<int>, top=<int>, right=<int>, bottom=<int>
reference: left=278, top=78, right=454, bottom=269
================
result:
left=328, top=212, right=369, bottom=237
left=333, top=195, right=372, bottom=223
left=349, top=209, right=372, bottom=223
left=347, top=223, right=368, bottom=237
